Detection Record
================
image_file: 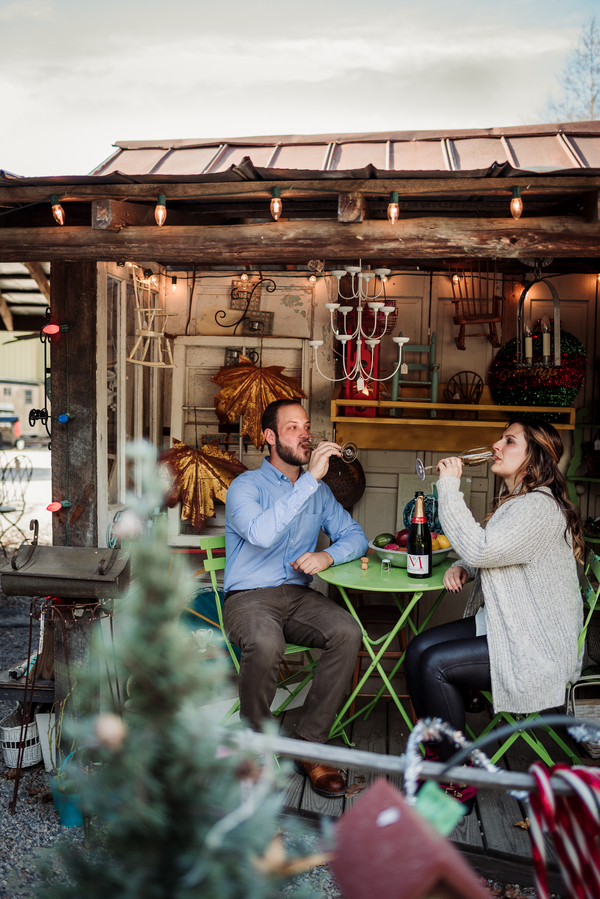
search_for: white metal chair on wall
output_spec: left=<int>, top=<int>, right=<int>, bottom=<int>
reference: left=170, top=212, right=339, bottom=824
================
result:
left=0, top=454, right=33, bottom=557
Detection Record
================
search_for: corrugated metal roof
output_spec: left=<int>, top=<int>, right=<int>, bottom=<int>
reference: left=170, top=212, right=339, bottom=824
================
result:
left=90, top=122, right=600, bottom=177
left=0, top=263, right=49, bottom=323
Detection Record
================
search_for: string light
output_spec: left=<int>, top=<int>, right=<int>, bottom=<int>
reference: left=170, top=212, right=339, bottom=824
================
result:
left=42, top=322, right=68, bottom=337
left=155, top=193, right=167, bottom=226
left=57, top=413, right=75, bottom=423
left=171, top=276, right=177, bottom=293
left=47, top=500, right=71, bottom=512
left=308, top=275, right=317, bottom=284
left=270, top=187, right=282, bottom=221
left=50, top=195, right=65, bottom=225
left=240, top=272, right=249, bottom=282
left=387, top=191, right=399, bottom=224
left=510, top=186, right=523, bottom=220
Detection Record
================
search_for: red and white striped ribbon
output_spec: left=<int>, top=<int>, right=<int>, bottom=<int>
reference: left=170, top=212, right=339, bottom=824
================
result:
left=527, top=762, right=600, bottom=899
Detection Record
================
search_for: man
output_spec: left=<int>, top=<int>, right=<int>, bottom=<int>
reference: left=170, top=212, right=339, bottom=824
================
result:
left=223, top=399, right=367, bottom=798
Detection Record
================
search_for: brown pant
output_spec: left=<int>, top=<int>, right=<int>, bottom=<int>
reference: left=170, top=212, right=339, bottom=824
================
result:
left=223, top=584, right=362, bottom=742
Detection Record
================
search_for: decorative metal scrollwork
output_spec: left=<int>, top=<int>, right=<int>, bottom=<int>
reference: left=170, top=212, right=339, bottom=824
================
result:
left=214, top=277, right=276, bottom=336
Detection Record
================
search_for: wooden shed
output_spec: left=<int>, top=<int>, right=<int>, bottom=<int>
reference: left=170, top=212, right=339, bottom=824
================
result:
left=1, top=120, right=600, bottom=556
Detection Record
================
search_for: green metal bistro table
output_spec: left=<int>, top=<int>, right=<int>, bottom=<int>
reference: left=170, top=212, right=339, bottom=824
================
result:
left=318, top=557, right=454, bottom=743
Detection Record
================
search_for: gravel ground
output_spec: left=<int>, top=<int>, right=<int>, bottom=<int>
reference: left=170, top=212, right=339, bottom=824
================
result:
left=0, top=591, right=561, bottom=898
left=0, top=592, right=84, bottom=899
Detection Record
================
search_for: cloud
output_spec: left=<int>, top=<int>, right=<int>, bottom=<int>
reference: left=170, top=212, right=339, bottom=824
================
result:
left=0, top=0, right=52, bottom=20
left=0, top=0, right=596, bottom=175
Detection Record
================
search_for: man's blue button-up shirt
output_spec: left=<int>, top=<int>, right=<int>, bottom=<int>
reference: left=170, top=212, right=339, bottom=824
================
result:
left=224, top=457, right=368, bottom=592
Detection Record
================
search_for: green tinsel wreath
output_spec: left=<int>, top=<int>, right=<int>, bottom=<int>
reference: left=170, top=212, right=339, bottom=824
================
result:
left=488, top=327, right=586, bottom=416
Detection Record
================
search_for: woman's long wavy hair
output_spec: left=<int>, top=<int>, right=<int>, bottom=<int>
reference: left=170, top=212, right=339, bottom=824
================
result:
left=486, top=418, right=584, bottom=561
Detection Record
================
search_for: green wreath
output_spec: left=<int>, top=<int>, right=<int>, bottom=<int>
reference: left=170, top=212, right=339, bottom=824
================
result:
left=488, top=327, right=585, bottom=417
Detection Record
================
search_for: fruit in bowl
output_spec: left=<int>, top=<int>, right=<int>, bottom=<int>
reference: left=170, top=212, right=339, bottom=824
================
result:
left=373, top=532, right=396, bottom=548
left=395, top=529, right=409, bottom=547
left=368, top=537, right=453, bottom=569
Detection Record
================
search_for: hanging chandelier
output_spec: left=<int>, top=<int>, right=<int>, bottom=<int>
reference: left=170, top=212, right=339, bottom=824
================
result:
left=309, top=264, right=409, bottom=390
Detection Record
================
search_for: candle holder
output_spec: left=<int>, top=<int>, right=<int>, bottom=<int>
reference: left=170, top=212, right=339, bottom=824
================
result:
left=515, top=277, right=561, bottom=369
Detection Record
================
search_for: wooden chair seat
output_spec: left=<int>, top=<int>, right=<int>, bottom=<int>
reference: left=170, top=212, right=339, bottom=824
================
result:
left=453, top=314, right=503, bottom=325
left=445, top=261, right=504, bottom=350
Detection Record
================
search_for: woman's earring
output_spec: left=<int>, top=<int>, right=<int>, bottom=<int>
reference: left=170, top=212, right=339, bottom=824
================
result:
left=527, top=465, right=532, bottom=474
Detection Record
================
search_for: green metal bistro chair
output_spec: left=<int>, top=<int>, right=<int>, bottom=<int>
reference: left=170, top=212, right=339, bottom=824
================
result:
left=199, top=534, right=320, bottom=726
left=468, top=550, right=600, bottom=766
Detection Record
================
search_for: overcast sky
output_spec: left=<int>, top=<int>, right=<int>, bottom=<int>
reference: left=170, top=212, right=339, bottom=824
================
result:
left=1, top=0, right=597, bottom=177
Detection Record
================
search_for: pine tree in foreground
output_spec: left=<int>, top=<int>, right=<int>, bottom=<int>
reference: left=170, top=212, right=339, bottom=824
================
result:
left=37, top=443, right=319, bottom=899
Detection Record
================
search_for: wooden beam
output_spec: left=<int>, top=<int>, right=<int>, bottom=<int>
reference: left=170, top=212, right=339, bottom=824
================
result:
left=581, top=190, right=600, bottom=221
left=0, top=288, right=14, bottom=330
left=1, top=175, right=600, bottom=204
left=51, top=261, right=98, bottom=546
left=0, top=216, right=599, bottom=263
left=24, top=262, right=50, bottom=301
left=91, top=198, right=198, bottom=230
left=338, top=192, right=365, bottom=223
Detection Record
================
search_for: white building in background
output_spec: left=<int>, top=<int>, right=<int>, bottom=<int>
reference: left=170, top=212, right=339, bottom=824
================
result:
left=0, top=332, right=49, bottom=444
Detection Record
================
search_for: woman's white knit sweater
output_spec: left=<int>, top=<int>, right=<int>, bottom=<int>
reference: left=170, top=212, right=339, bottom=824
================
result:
left=436, top=477, right=583, bottom=715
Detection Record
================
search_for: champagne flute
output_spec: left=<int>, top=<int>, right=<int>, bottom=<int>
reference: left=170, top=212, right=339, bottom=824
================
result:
left=305, top=436, right=359, bottom=463
left=415, top=445, right=495, bottom=480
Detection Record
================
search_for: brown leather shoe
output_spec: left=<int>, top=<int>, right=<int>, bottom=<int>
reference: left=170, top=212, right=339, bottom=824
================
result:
left=294, top=759, right=346, bottom=798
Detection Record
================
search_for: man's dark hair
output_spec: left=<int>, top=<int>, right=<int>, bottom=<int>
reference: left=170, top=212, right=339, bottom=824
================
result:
left=261, top=399, right=303, bottom=443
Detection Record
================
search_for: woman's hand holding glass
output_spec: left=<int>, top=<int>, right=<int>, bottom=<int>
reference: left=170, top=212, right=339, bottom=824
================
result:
left=437, top=457, right=463, bottom=479
left=443, top=566, right=468, bottom=594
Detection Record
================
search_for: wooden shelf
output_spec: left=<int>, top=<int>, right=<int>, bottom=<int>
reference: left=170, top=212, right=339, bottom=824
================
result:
left=332, top=399, right=576, bottom=453
left=566, top=409, right=600, bottom=505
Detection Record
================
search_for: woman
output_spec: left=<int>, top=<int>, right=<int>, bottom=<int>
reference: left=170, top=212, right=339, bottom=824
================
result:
left=405, top=419, right=584, bottom=811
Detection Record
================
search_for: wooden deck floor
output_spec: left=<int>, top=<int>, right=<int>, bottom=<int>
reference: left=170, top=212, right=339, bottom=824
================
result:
left=278, top=693, right=583, bottom=895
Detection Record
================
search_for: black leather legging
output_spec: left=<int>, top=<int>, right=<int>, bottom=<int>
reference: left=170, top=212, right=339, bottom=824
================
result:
left=405, top=616, right=491, bottom=760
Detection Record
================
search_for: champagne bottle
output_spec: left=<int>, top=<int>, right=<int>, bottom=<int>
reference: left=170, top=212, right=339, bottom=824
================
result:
left=407, top=491, right=432, bottom=579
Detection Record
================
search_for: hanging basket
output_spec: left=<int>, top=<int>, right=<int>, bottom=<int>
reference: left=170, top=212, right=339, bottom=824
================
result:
left=0, top=709, right=42, bottom=768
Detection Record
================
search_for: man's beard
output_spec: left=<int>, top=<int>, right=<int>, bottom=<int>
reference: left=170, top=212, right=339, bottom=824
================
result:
left=274, top=432, right=309, bottom=468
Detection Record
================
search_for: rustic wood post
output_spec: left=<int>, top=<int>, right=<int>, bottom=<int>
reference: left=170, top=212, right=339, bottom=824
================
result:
left=50, top=261, right=101, bottom=736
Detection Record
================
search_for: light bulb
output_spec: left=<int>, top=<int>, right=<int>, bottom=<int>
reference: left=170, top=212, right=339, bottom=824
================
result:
left=171, top=276, right=177, bottom=293
left=240, top=272, right=249, bottom=282
left=155, top=193, right=167, bottom=226
left=452, top=274, right=460, bottom=284
left=47, top=500, right=71, bottom=512
left=309, top=275, right=317, bottom=284
left=387, top=190, right=399, bottom=224
left=50, top=195, right=65, bottom=225
left=42, top=323, right=60, bottom=335
left=510, top=187, right=523, bottom=220
left=270, top=187, right=282, bottom=221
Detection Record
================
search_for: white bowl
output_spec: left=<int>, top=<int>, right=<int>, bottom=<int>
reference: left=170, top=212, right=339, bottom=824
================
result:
left=368, top=540, right=452, bottom=569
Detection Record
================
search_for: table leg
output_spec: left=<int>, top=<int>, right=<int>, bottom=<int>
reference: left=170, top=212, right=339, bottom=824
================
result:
left=365, top=586, right=448, bottom=713
left=329, top=587, right=423, bottom=741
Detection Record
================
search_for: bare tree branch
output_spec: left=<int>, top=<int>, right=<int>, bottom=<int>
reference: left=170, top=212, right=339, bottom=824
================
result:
left=546, top=14, right=600, bottom=122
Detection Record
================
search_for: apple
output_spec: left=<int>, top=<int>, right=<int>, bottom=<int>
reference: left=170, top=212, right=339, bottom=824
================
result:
left=395, top=528, right=409, bottom=547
